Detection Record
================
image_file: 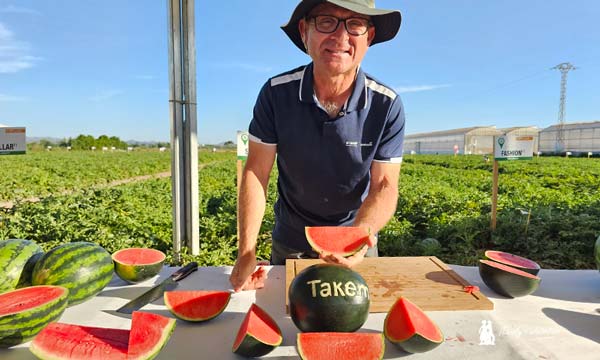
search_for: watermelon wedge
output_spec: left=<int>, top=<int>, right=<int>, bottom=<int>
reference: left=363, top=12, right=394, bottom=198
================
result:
left=384, top=297, right=444, bottom=353
left=479, top=259, right=541, bottom=298
left=232, top=303, right=282, bottom=357
left=485, top=250, right=540, bottom=275
left=29, top=311, right=176, bottom=360
left=112, top=248, right=166, bottom=284
left=0, top=285, right=68, bottom=348
left=164, top=290, right=231, bottom=322
left=297, top=332, right=385, bottom=360
left=305, top=226, right=370, bottom=257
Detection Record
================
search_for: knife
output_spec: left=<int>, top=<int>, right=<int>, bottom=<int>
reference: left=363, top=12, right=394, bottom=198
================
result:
left=116, top=262, right=198, bottom=314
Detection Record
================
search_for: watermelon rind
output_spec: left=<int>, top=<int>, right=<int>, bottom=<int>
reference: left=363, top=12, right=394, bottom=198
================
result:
left=232, top=304, right=282, bottom=357
left=297, top=332, right=385, bottom=360
left=0, top=239, right=43, bottom=293
left=17, top=252, right=44, bottom=288
left=289, top=264, right=370, bottom=332
left=479, top=260, right=541, bottom=298
left=0, top=285, right=69, bottom=348
left=484, top=250, right=540, bottom=275
left=32, top=242, right=114, bottom=306
left=164, top=290, right=231, bottom=322
left=305, top=226, right=370, bottom=257
left=128, top=311, right=177, bottom=360
left=384, top=297, right=444, bottom=354
left=112, top=248, right=165, bottom=284
left=595, top=235, right=600, bottom=272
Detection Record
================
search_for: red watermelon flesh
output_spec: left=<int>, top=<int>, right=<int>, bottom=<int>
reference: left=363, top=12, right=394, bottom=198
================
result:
left=232, top=303, right=282, bottom=357
left=30, top=323, right=129, bottom=360
left=305, top=226, right=370, bottom=256
left=112, top=248, right=166, bottom=284
left=29, top=311, right=175, bottom=360
left=0, top=285, right=65, bottom=316
left=480, top=260, right=539, bottom=279
left=113, top=248, right=165, bottom=265
left=164, top=290, right=231, bottom=321
left=297, top=332, right=385, bottom=360
left=485, top=250, right=540, bottom=274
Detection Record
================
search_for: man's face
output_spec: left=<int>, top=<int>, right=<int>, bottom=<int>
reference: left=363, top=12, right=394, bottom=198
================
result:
left=299, top=3, right=375, bottom=77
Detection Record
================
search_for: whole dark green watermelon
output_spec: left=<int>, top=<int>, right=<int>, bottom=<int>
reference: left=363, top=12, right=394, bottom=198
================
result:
left=595, top=235, right=600, bottom=272
left=32, top=242, right=113, bottom=306
left=289, top=264, right=370, bottom=332
left=0, top=239, right=43, bottom=293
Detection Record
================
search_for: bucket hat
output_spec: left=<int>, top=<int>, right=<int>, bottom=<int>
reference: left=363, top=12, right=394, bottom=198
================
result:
left=281, top=0, right=402, bottom=53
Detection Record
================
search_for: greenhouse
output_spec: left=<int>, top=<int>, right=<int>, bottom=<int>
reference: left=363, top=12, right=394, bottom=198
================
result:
left=403, top=126, right=502, bottom=155
left=539, top=121, right=600, bottom=154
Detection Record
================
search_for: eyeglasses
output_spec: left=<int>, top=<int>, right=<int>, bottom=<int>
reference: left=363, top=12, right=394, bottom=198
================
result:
left=307, top=15, right=371, bottom=36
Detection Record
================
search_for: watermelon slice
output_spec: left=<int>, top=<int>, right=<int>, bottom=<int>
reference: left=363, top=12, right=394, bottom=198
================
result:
left=0, top=285, right=68, bottom=348
left=384, top=297, right=444, bottom=353
left=485, top=250, right=540, bottom=275
left=164, top=290, right=231, bottom=322
left=29, top=311, right=175, bottom=360
left=232, top=303, right=282, bottom=357
left=479, top=259, right=541, bottom=298
left=305, top=226, right=370, bottom=257
left=297, top=332, right=385, bottom=360
left=112, top=248, right=166, bottom=284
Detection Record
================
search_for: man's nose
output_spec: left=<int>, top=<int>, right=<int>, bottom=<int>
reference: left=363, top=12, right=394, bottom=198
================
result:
left=329, top=21, right=350, bottom=40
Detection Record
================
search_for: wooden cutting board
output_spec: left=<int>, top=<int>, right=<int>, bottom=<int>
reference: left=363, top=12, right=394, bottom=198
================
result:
left=285, top=256, right=493, bottom=313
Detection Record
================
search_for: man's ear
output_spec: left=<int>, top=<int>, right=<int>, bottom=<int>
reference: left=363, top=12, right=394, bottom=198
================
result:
left=298, top=19, right=308, bottom=49
left=367, top=26, right=375, bottom=46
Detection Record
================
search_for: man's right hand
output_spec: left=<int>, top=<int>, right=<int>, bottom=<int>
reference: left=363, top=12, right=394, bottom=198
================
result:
left=229, top=253, right=269, bottom=292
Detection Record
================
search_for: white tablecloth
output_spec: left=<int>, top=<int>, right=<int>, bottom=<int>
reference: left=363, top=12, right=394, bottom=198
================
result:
left=3, top=264, right=599, bottom=359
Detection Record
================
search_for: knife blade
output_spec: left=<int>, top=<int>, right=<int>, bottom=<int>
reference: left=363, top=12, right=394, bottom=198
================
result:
left=116, top=261, right=198, bottom=314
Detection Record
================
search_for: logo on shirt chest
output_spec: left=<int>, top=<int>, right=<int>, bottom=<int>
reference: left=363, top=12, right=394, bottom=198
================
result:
left=345, top=141, right=373, bottom=147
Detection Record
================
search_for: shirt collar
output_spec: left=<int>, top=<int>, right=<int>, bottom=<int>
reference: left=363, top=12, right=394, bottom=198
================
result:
left=299, top=63, right=367, bottom=113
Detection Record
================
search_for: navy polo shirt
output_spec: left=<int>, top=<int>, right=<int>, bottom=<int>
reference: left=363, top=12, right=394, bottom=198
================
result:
left=249, top=62, right=405, bottom=252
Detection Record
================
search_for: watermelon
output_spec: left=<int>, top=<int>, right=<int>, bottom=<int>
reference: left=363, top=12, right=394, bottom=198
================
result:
left=595, top=235, right=600, bottom=272
left=29, top=311, right=176, bottom=360
left=297, top=332, right=385, bottom=360
left=485, top=250, right=540, bottom=275
left=32, top=242, right=114, bottom=306
left=0, top=285, right=68, bottom=348
left=289, top=264, right=369, bottom=332
left=164, top=290, right=231, bottom=322
left=0, top=239, right=43, bottom=293
left=384, top=297, right=444, bottom=353
left=112, top=248, right=166, bottom=284
left=17, top=252, right=44, bottom=288
left=479, top=259, right=541, bottom=298
left=305, top=226, right=370, bottom=257
left=232, top=303, right=282, bottom=357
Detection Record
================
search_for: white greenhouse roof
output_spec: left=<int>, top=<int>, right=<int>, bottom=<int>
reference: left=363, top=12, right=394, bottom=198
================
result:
left=541, top=121, right=600, bottom=132
left=406, top=126, right=502, bottom=139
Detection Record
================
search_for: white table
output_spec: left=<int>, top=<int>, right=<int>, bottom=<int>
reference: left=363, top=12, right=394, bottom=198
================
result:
left=3, top=265, right=599, bottom=359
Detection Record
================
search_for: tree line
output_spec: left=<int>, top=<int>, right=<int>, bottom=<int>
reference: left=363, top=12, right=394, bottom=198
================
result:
left=28, top=135, right=170, bottom=151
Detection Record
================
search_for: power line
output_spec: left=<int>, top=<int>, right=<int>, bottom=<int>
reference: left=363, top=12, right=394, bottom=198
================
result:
left=551, top=62, right=577, bottom=152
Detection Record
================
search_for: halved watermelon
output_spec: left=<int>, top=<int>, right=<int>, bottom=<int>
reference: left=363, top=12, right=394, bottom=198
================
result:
left=164, top=290, right=231, bottom=322
left=485, top=250, right=540, bottom=275
left=479, top=260, right=541, bottom=298
left=29, top=311, right=175, bottom=360
left=384, top=297, right=444, bottom=353
left=0, top=285, right=68, bottom=348
left=112, top=248, right=166, bottom=284
left=305, top=226, right=370, bottom=257
left=232, top=303, right=282, bottom=357
left=297, top=332, right=385, bottom=360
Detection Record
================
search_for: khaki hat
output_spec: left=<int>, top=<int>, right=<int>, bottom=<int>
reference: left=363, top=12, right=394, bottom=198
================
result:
left=281, top=0, right=402, bottom=53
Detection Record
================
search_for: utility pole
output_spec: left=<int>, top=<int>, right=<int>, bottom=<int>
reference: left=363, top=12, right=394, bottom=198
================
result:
left=551, top=62, right=576, bottom=153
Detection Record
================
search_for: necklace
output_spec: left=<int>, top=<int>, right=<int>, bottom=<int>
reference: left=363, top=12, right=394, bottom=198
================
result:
left=321, top=100, right=340, bottom=118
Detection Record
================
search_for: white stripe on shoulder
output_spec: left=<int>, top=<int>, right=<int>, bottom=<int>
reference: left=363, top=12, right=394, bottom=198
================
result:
left=373, top=157, right=403, bottom=164
left=270, top=69, right=304, bottom=87
left=248, top=133, right=277, bottom=146
left=365, top=78, right=397, bottom=100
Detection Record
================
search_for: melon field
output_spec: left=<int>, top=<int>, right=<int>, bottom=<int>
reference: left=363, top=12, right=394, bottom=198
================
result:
left=1, top=150, right=598, bottom=269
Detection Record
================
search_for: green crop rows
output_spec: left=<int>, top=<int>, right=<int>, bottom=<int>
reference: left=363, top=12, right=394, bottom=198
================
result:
left=1, top=151, right=598, bottom=269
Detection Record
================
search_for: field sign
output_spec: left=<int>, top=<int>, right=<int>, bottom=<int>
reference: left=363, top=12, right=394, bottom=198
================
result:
left=237, top=131, right=249, bottom=160
left=494, top=135, right=534, bottom=161
left=0, top=127, right=26, bottom=155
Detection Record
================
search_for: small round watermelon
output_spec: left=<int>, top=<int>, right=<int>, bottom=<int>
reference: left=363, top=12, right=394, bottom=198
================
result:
left=479, top=260, right=541, bottom=298
left=305, top=226, right=370, bottom=257
left=112, top=248, right=166, bottom=283
left=595, top=235, right=600, bottom=272
left=164, top=290, right=231, bottom=322
left=485, top=250, right=540, bottom=275
left=0, top=239, right=43, bottom=293
left=289, top=264, right=370, bottom=332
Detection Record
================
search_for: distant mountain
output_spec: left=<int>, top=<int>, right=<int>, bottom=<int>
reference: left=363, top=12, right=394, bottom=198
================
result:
left=26, top=136, right=64, bottom=144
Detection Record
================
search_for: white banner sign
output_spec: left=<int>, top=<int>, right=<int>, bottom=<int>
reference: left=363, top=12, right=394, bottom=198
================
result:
left=0, top=127, right=26, bottom=155
left=237, top=131, right=249, bottom=160
left=494, top=135, right=534, bottom=161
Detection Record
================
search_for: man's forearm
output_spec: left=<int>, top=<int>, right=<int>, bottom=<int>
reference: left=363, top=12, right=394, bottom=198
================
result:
left=353, top=172, right=399, bottom=234
left=237, top=168, right=268, bottom=256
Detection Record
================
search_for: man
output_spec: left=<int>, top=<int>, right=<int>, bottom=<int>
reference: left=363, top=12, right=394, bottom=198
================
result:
left=230, top=0, right=405, bottom=291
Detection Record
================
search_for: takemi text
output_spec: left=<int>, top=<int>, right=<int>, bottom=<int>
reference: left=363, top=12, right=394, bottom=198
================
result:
left=306, top=280, right=369, bottom=298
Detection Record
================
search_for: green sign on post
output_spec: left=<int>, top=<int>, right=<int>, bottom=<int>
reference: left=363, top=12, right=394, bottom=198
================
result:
left=237, top=131, right=249, bottom=160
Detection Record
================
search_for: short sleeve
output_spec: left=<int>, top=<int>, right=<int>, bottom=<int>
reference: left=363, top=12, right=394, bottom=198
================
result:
left=374, top=95, right=405, bottom=163
left=248, top=81, right=277, bottom=145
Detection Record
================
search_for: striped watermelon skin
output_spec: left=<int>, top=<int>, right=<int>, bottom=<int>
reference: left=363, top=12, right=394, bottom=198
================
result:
left=0, top=239, right=43, bottom=293
left=32, top=242, right=114, bottom=306
left=0, top=285, right=68, bottom=348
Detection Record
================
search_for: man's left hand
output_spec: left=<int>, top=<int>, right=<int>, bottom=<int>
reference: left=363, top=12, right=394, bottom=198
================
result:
left=319, top=245, right=369, bottom=268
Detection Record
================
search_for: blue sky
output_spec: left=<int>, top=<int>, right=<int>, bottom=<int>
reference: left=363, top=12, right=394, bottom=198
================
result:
left=0, top=0, right=598, bottom=143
